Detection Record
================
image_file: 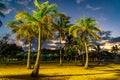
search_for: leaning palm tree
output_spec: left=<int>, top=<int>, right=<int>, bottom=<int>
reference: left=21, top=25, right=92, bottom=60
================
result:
left=6, top=20, right=35, bottom=69
left=69, top=16, right=101, bottom=69
left=0, top=2, right=6, bottom=26
left=52, top=11, right=70, bottom=65
left=15, top=0, right=57, bottom=77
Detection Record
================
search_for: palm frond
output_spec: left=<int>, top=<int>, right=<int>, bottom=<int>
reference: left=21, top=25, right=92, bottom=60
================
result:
left=15, top=11, right=37, bottom=22
left=0, top=20, right=2, bottom=26
left=0, top=11, right=5, bottom=17
left=6, top=20, right=23, bottom=28
left=0, top=3, right=6, bottom=9
left=34, top=0, right=48, bottom=10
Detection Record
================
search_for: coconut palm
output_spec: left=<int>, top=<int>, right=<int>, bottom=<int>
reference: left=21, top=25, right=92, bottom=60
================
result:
left=0, top=2, right=6, bottom=26
left=69, top=16, right=101, bottom=69
left=52, top=11, right=70, bottom=65
left=6, top=20, right=35, bottom=69
left=15, top=0, right=57, bottom=77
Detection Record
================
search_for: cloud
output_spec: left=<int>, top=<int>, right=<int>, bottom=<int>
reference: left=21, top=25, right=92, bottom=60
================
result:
left=15, top=40, right=24, bottom=47
left=86, top=4, right=102, bottom=11
left=1, top=8, right=13, bottom=15
left=7, top=0, right=12, bottom=2
left=17, top=0, right=32, bottom=6
left=99, top=16, right=107, bottom=21
left=26, top=7, right=34, bottom=10
left=76, top=0, right=84, bottom=4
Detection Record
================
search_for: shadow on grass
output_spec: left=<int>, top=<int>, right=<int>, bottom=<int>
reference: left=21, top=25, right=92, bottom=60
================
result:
left=98, top=69, right=120, bottom=80
left=85, top=62, right=120, bottom=69
left=102, top=69, right=120, bottom=73
left=103, top=69, right=120, bottom=80
left=0, top=72, right=111, bottom=80
left=89, top=63, right=110, bottom=67
left=92, top=78, right=117, bottom=80
left=115, top=73, right=120, bottom=79
left=0, top=74, right=70, bottom=80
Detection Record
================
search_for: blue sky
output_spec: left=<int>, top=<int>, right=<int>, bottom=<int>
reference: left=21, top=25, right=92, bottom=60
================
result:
left=0, top=0, right=120, bottom=38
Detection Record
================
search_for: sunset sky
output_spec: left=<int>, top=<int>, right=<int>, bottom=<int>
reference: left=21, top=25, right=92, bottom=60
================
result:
left=0, top=0, right=120, bottom=38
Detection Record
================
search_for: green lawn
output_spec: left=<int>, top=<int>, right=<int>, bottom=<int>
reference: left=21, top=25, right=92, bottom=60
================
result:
left=0, top=63, right=120, bottom=80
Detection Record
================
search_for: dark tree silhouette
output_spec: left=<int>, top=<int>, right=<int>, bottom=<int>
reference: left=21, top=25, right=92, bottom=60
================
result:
left=0, top=2, right=6, bottom=26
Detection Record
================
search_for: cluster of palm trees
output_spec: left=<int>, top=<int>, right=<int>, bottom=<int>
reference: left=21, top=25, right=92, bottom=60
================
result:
left=6, top=0, right=101, bottom=77
left=111, top=45, right=120, bottom=53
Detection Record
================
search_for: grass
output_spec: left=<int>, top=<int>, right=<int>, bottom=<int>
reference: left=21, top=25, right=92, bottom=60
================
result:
left=0, top=62, right=120, bottom=80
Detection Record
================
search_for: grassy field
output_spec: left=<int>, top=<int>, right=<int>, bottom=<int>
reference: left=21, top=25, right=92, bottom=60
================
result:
left=0, top=63, right=120, bottom=80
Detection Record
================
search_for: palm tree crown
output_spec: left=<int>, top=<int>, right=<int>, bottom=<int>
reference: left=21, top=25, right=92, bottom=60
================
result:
left=69, top=16, right=102, bottom=69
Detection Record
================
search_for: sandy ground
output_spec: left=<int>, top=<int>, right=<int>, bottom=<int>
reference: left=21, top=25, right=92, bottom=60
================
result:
left=0, top=63, right=120, bottom=80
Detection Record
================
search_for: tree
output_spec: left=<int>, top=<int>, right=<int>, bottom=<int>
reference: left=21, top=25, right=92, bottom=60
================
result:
left=111, top=45, right=119, bottom=53
left=0, top=34, right=23, bottom=61
left=15, top=0, right=57, bottom=77
left=73, top=37, right=85, bottom=64
left=6, top=20, right=35, bottom=69
left=0, top=33, right=10, bottom=56
left=69, top=16, right=101, bottom=69
left=52, top=11, right=70, bottom=65
left=89, top=44, right=103, bottom=64
left=0, top=2, right=6, bottom=26
left=64, top=35, right=82, bottom=62
left=64, top=35, right=74, bottom=61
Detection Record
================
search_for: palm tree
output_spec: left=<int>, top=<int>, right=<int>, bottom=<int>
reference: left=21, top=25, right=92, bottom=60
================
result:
left=52, top=11, right=70, bottom=65
left=93, top=44, right=104, bottom=63
left=111, top=45, right=119, bottom=53
left=73, top=37, right=85, bottom=65
left=0, top=2, right=6, bottom=26
left=6, top=20, right=35, bottom=69
left=69, top=16, right=101, bottom=69
left=15, top=0, right=57, bottom=77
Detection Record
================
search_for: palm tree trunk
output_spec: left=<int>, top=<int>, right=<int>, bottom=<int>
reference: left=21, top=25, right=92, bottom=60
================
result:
left=97, top=45, right=100, bottom=64
left=27, top=41, right=31, bottom=69
left=75, top=55, right=77, bottom=63
left=82, top=51, right=84, bottom=65
left=31, top=27, right=41, bottom=77
left=84, top=42, right=89, bottom=69
left=60, top=31, right=62, bottom=65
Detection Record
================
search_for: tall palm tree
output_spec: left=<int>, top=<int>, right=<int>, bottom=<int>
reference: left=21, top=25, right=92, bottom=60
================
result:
left=69, top=16, right=101, bottom=69
left=6, top=20, right=35, bottom=69
left=0, top=2, right=6, bottom=26
left=15, top=0, right=57, bottom=77
left=52, top=11, right=70, bottom=65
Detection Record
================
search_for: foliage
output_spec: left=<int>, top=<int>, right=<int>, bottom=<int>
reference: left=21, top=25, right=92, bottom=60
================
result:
left=111, top=45, right=120, bottom=53
left=0, top=2, right=6, bottom=26
left=0, top=34, right=23, bottom=58
left=14, top=0, right=57, bottom=77
left=69, top=16, right=102, bottom=69
left=6, top=20, right=35, bottom=69
left=0, top=43, right=23, bottom=57
left=52, top=10, right=71, bottom=65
